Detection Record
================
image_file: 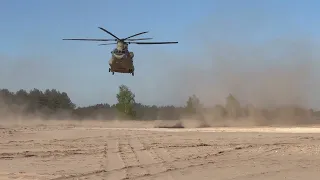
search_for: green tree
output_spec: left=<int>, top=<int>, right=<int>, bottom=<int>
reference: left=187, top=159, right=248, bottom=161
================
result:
left=185, top=94, right=201, bottom=114
left=60, top=92, right=76, bottom=110
left=27, top=88, right=44, bottom=112
left=225, top=93, right=242, bottom=118
left=116, top=85, right=136, bottom=119
left=15, top=89, right=29, bottom=105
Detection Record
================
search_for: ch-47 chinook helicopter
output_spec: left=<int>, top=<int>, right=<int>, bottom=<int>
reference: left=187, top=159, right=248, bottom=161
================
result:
left=63, top=27, right=178, bottom=76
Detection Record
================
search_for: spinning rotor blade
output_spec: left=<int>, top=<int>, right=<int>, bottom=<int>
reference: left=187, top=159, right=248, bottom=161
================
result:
left=129, top=42, right=178, bottom=44
left=125, top=38, right=153, bottom=41
left=98, top=27, right=121, bottom=40
left=123, top=31, right=149, bottom=40
left=62, top=38, right=116, bottom=41
left=98, top=43, right=117, bottom=46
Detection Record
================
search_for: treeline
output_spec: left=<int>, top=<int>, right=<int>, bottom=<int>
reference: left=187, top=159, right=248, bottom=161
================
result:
left=0, top=86, right=183, bottom=120
left=0, top=85, right=319, bottom=124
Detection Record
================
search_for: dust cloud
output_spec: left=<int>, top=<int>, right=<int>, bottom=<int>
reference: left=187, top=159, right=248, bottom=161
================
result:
left=151, top=33, right=320, bottom=128
left=0, top=94, right=152, bottom=129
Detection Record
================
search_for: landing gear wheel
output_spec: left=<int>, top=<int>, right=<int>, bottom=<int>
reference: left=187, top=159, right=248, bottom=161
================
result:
left=112, top=72, right=114, bottom=75
left=109, top=68, right=111, bottom=72
left=132, top=72, right=134, bottom=76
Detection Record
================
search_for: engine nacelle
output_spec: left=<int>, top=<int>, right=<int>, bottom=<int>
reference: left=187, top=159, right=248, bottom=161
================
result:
left=129, top=52, right=134, bottom=58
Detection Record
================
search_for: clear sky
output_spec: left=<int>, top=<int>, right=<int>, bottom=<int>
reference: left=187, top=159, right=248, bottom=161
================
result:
left=1, top=0, right=320, bottom=108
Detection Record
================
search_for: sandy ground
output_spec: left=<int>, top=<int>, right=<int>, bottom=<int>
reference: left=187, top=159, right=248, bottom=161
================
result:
left=1, top=120, right=320, bottom=180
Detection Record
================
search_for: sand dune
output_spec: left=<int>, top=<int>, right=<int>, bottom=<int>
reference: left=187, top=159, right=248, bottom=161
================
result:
left=1, top=120, right=320, bottom=180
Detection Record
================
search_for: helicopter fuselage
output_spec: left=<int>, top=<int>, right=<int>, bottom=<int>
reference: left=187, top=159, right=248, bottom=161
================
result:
left=108, top=48, right=135, bottom=76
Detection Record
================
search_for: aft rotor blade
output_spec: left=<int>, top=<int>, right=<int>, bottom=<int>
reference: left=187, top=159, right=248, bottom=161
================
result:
left=123, top=31, right=149, bottom=40
left=98, top=27, right=121, bottom=40
left=125, top=38, right=153, bottom=41
left=129, top=42, right=178, bottom=44
left=62, top=38, right=117, bottom=41
left=98, top=43, right=117, bottom=46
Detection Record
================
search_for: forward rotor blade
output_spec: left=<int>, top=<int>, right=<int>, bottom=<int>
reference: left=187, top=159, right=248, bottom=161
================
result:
left=98, top=43, right=117, bottom=46
left=98, top=27, right=121, bottom=40
left=123, top=31, right=149, bottom=40
left=129, top=42, right=178, bottom=44
left=62, top=38, right=117, bottom=41
left=125, top=38, right=153, bottom=41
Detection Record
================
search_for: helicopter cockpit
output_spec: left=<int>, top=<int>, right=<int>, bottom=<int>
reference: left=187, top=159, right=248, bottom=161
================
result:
left=112, top=49, right=126, bottom=55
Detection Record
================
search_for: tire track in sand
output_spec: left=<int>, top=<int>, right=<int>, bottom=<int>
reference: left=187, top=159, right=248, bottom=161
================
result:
left=50, top=133, right=218, bottom=180
left=104, top=138, right=127, bottom=179
left=121, top=137, right=157, bottom=178
left=143, top=140, right=177, bottom=180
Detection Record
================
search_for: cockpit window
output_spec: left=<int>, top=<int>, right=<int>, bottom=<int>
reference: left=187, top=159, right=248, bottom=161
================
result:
left=112, top=49, right=126, bottom=54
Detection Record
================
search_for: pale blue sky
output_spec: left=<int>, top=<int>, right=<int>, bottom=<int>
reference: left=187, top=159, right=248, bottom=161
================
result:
left=1, top=0, right=320, bottom=108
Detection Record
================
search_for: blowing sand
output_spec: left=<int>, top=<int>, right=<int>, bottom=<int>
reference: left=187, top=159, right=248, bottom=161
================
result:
left=1, top=120, right=320, bottom=180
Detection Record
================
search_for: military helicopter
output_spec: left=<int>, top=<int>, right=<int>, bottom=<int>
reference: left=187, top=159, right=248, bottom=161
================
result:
left=63, top=27, right=178, bottom=76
